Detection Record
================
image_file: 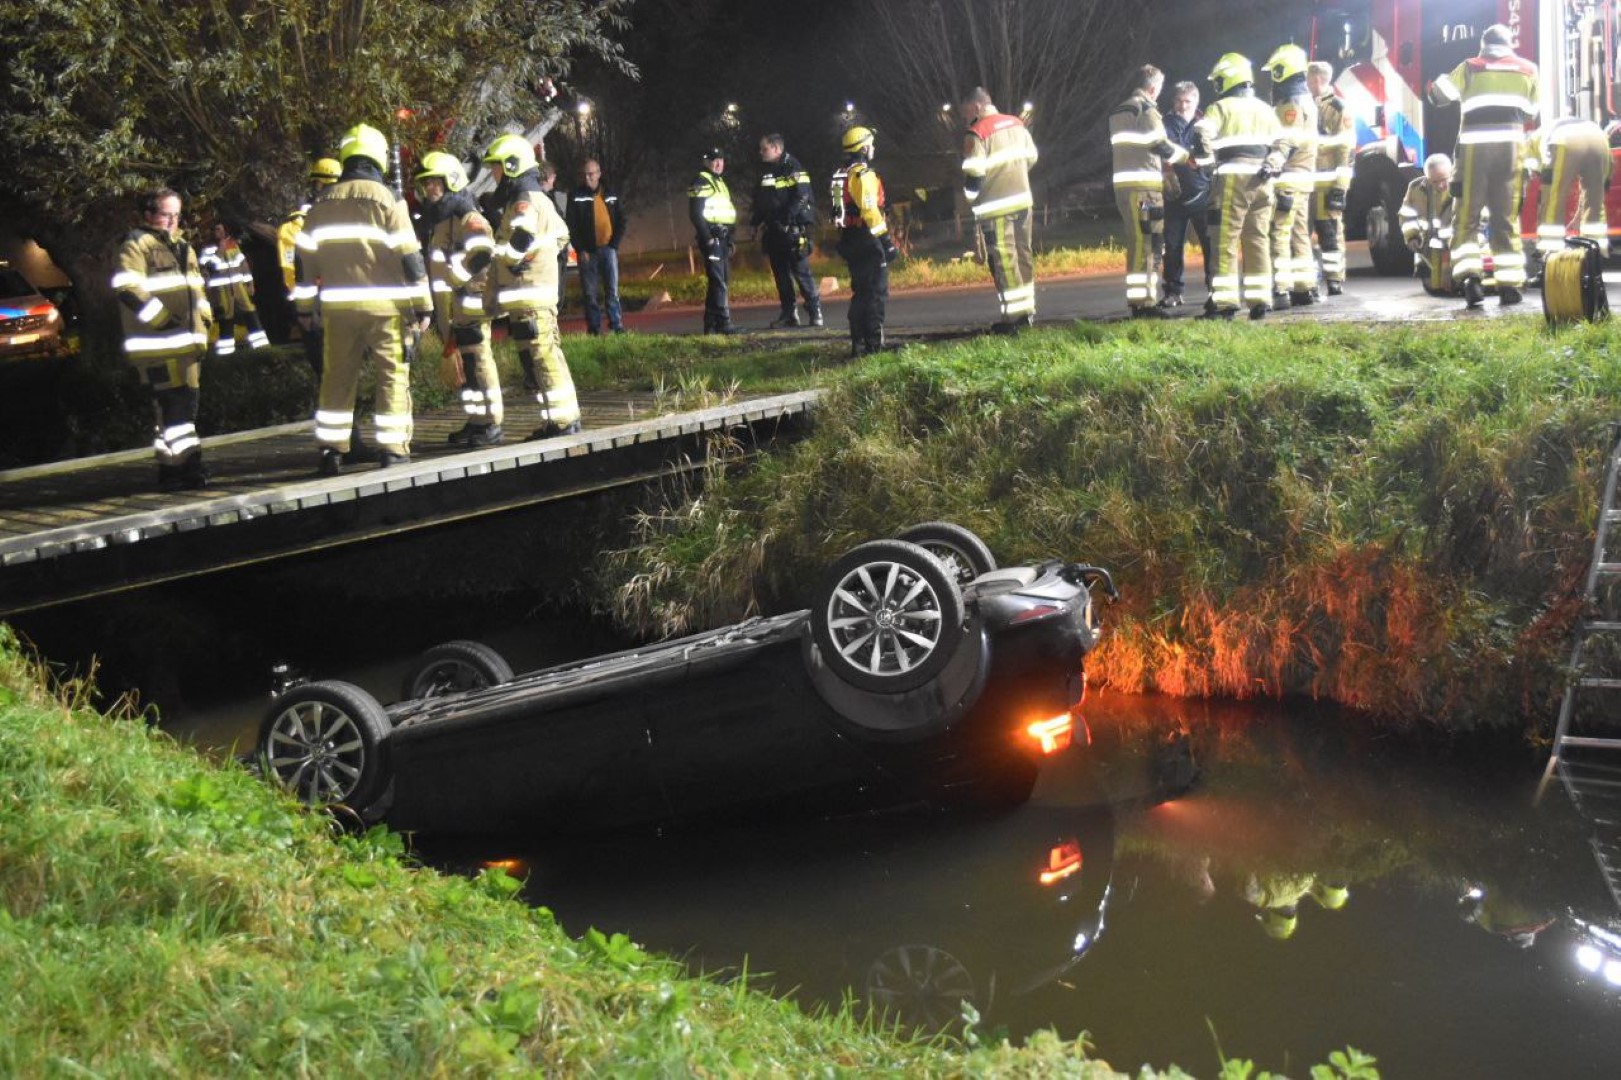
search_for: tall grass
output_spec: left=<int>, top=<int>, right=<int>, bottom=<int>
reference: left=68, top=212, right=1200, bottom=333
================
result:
left=593, top=318, right=1621, bottom=732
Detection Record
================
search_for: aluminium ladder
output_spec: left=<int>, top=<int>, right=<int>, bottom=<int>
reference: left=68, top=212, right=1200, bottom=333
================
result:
left=1537, top=422, right=1621, bottom=813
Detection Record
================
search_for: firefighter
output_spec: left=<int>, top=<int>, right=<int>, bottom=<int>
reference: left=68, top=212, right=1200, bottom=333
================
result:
left=1108, top=64, right=1188, bottom=317
left=112, top=187, right=213, bottom=490
left=1307, top=61, right=1354, bottom=296
left=1193, top=52, right=1289, bottom=320
left=415, top=150, right=502, bottom=447
left=1429, top=23, right=1539, bottom=307
left=277, top=157, right=340, bottom=364
left=832, top=125, right=898, bottom=356
left=753, top=133, right=823, bottom=328
left=960, top=86, right=1039, bottom=332
left=294, top=123, right=431, bottom=475
left=1243, top=872, right=1349, bottom=942
left=482, top=133, right=578, bottom=439
left=690, top=148, right=737, bottom=334
left=199, top=221, right=269, bottom=356
left=1529, top=116, right=1612, bottom=266
left=1400, top=153, right=1458, bottom=293
left=1265, top=44, right=1319, bottom=309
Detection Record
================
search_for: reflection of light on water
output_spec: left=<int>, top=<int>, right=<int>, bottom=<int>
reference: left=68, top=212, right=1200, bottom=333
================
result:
left=1571, top=919, right=1621, bottom=989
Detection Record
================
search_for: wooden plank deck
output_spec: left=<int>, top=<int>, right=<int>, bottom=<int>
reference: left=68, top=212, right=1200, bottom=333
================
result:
left=0, top=389, right=821, bottom=614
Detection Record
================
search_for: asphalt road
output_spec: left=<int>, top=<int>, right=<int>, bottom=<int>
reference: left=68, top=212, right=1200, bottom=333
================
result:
left=578, top=240, right=1548, bottom=340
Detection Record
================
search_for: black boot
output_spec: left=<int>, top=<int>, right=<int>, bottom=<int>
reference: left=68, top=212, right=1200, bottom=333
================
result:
left=768, top=309, right=801, bottom=329
left=807, top=304, right=824, bottom=327
left=178, top=452, right=210, bottom=490
left=157, top=463, right=183, bottom=492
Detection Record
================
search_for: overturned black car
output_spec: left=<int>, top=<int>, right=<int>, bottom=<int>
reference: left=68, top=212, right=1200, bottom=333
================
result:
left=256, top=523, right=1117, bottom=834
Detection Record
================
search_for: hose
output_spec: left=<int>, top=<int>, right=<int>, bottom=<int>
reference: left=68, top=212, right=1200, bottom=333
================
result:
left=1543, top=238, right=1610, bottom=327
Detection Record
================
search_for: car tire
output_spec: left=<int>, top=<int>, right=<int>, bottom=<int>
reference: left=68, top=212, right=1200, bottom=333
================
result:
left=812, top=539, right=966, bottom=694
left=895, top=522, right=997, bottom=585
left=863, top=943, right=976, bottom=1033
left=400, top=639, right=514, bottom=701
left=258, top=680, right=391, bottom=813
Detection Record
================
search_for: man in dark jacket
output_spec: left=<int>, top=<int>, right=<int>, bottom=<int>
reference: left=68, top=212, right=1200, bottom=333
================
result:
left=564, top=158, right=625, bottom=334
left=752, top=134, right=822, bottom=328
left=1160, top=80, right=1212, bottom=307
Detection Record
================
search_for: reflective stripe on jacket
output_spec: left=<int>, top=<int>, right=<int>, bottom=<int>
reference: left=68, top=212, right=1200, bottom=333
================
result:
left=112, top=227, right=211, bottom=362
left=1109, top=90, right=1187, bottom=191
left=961, top=113, right=1037, bottom=218
left=294, top=178, right=427, bottom=316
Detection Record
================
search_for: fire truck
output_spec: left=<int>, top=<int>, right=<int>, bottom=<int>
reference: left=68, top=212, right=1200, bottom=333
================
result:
left=1308, top=1, right=1621, bottom=273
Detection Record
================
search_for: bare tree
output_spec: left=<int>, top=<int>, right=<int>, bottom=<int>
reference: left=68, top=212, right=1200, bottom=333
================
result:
left=866, top=0, right=1142, bottom=191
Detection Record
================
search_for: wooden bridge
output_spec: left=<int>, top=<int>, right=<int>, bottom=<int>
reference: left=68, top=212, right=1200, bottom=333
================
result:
left=0, top=390, right=820, bottom=616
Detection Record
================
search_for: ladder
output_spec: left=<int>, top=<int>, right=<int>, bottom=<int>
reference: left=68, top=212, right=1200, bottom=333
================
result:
left=1537, top=422, right=1621, bottom=811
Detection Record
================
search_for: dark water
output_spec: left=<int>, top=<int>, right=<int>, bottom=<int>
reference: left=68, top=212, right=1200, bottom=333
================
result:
left=16, top=567, right=1621, bottom=1077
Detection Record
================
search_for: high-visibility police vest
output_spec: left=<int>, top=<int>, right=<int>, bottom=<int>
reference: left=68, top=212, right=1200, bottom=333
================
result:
left=1431, top=50, right=1539, bottom=147
left=690, top=170, right=736, bottom=227
left=1315, top=91, right=1356, bottom=190
left=1108, top=90, right=1188, bottom=192
left=293, top=178, right=428, bottom=317
left=961, top=112, right=1038, bottom=218
left=111, top=227, right=211, bottom=364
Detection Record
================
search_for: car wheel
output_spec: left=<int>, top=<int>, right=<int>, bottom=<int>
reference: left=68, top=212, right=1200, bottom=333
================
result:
left=895, top=522, right=997, bottom=585
left=258, top=680, right=391, bottom=813
left=813, top=539, right=966, bottom=694
left=864, top=944, right=976, bottom=1033
left=400, top=639, right=514, bottom=701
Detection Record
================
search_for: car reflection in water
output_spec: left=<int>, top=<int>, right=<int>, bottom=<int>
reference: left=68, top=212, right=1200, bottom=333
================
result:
left=425, top=797, right=1123, bottom=1036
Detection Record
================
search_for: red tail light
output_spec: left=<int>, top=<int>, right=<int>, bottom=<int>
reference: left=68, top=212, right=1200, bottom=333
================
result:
left=1009, top=603, right=1063, bottom=625
left=1039, top=841, right=1083, bottom=885
left=1026, top=713, right=1073, bottom=754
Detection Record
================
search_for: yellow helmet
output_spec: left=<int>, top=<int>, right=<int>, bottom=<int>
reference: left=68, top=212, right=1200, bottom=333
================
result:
left=309, top=157, right=341, bottom=186
left=1265, top=44, right=1309, bottom=83
left=337, top=124, right=388, bottom=171
left=1209, top=53, right=1255, bottom=96
left=841, top=125, right=875, bottom=155
left=483, top=134, right=537, bottom=176
left=414, top=150, right=469, bottom=193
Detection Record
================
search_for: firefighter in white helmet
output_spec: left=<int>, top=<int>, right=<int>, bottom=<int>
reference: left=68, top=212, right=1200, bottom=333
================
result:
left=1528, top=115, right=1612, bottom=269
left=1108, top=64, right=1189, bottom=317
left=1264, top=44, right=1319, bottom=309
left=1193, top=52, right=1290, bottom=320
left=1429, top=23, right=1539, bottom=307
left=1306, top=60, right=1355, bottom=296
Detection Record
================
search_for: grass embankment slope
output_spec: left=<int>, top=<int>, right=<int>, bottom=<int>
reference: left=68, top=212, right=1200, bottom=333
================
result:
left=597, top=316, right=1621, bottom=732
left=0, top=632, right=1387, bottom=1078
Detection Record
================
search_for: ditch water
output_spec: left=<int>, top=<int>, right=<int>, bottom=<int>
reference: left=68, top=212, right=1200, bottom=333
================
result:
left=14, top=566, right=1621, bottom=1077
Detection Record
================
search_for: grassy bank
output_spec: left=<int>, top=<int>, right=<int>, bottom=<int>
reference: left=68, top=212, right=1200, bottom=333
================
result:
left=592, top=317, right=1621, bottom=733
left=0, top=629, right=1381, bottom=1077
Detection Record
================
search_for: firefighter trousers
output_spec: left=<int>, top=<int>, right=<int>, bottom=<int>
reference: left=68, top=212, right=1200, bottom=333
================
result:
left=508, top=306, right=578, bottom=431
left=1270, top=174, right=1316, bottom=293
left=316, top=310, right=413, bottom=454
left=451, top=319, right=503, bottom=428
left=1208, top=169, right=1275, bottom=313
left=1114, top=188, right=1164, bottom=309
left=979, top=210, right=1035, bottom=319
left=134, top=353, right=203, bottom=466
left=1537, top=137, right=1610, bottom=258
left=1311, top=186, right=1346, bottom=283
left=1453, top=140, right=1527, bottom=287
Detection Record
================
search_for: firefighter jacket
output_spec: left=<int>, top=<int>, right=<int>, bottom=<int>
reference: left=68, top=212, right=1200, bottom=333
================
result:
left=1271, top=76, right=1318, bottom=190
left=112, top=226, right=211, bottom=364
left=1109, top=89, right=1189, bottom=193
left=752, top=151, right=816, bottom=229
left=1192, top=88, right=1289, bottom=176
left=199, top=238, right=255, bottom=317
left=487, top=169, right=570, bottom=313
left=689, top=170, right=737, bottom=239
left=422, top=189, right=495, bottom=328
left=564, top=182, right=625, bottom=254
left=961, top=112, right=1038, bottom=219
left=1430, top=45, right=1538, bottom=147
left=293, top=165, right=429, bottom=319
left=1315, top=90, right=1356, bottom=191
left=1399, top=176, right=1455, bottom=248
left=832, top=160, right=889, bottom=240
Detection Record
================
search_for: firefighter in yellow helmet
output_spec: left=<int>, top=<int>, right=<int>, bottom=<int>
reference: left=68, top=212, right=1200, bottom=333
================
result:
left=482, top=133, right=578, bottom=438
left=960, top=86, right=1039, bottom=332
left=1429, top=23, right=1539, bottom=307
left=276, top=157, right=340, bottom=356
left=199, top=220, right=270, bottom=356
left=1193, top=52, right=1290, bottom=319
left=1244, top=872, right=1349, bottom=941
left=1264, top=44, right=1319, bottom=309
left=1307, top=61, right=1355, bottom=295
left=1108, top=64, right=1189, bottom=317
left=831, top=125, right=898, bottom=356
left=1528, top=115, right=1613, bottom=269
left=416, top=150, right=502, bottom=447
left=111, top=187, right=213, bottom=490
left=690, top=147, right=738, bottom=333
left=294, top=123, right=430, bottom=475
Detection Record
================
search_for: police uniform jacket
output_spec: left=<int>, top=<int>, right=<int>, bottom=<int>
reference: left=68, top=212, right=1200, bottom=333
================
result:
left=112, top=226, right=211, bottom=364
left=752, top=151, right=816, bottom=229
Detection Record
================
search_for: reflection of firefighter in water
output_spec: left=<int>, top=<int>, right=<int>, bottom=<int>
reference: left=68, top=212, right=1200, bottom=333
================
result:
left=1243, top=872, right=1349, bottom=940
left=1459, top=883, right=1556, bottom=949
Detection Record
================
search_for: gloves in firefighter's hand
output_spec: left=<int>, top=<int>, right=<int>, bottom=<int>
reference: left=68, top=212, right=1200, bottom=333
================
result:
left=1254, top=161, right=1279, bottom=181
left=1326, top=187, right=1347, bottom=212
left=880, top=237, right=900, bottom=266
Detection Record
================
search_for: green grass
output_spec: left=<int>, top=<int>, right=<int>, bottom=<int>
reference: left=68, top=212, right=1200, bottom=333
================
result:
left=590, top=317, right=1621, bottom=733
left=0, top=628, right=1378, bottom=1077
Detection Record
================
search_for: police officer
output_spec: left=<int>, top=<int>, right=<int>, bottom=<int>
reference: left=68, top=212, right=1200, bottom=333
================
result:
left=482, top=133, right=578, bottom=439
left=690, top=148, right=737, bottom=334
left=1307, top=61, right=1354, bottom=295
left=1265, top=44, right=1319, bottom=309
left=112, top=187, right=213, bottom=490
left=960, top=86, right=1039, bottom=331
left=832, top=126, right=897, bottom=356
left=1429, top=23, right=1539, bottom=307
left=416, top=150, right=502, bottom=447
left=1530, top=116, right=1613, bottom=264
left=1193, top=53, right=1289, bottom=319
left=294, top=123, right=431, bottom=475
left=200, top=221, right=270, bottom=356
left=753, top=134, right=822, bottom=329
left=1108, top=64, right=1189, bottom=316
